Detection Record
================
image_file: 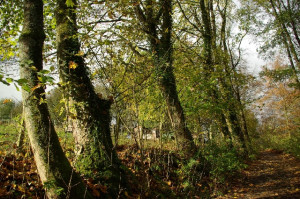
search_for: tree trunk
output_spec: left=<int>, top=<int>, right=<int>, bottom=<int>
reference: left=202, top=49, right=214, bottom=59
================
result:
left=16, top=110, right=25, bottom=153
left=286, top=0, right=300, bottom=48
left=234, top=84, right=251, bottom=144
left=269, top=0, right=300, bottom=86
left=270, top=0, right=299, bottom=66
left=19, top=0, right=92, bottom=198
left=114, top=115, right=121, bottom=146
left=199, top=0, right=234, bottom=143
left=55, top=0, right=126, bottom=195
left=135, top=0, right=196, bottom=157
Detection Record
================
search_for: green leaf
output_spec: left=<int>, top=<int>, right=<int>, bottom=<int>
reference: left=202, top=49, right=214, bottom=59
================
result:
left=17, top=78, right=28, bottom=85
left=66, top=0, right=75, bottom=7
left=39, top=69, right=50, bottom=75
left=22, top=84, right=31, bottom=92
left=6, top=78, right=13, bottom=84
left=14, top=83, right=20, bottom=91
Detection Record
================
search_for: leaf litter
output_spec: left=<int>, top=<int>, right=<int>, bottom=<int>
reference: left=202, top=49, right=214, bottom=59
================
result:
left=217, top=149, right=300, bottom=199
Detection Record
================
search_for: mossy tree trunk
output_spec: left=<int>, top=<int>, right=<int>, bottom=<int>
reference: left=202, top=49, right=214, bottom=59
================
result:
left=16, top=110, right=25, bottom=152
left=135, top=0, right=196, bottom=157
left=198, top=0, right=233, bottom=142
left=268, top=0, right=300, bottom=87
left=19, top=0, right=92, bottom=198
left=55, top=0, right=126, bottom=195
left=218, top=0, right=248, bottom=151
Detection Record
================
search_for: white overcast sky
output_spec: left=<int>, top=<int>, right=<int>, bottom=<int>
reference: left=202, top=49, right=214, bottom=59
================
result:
left=242, top=35, right=266, bottom=74
left=0, top=83, right=22, bottom=100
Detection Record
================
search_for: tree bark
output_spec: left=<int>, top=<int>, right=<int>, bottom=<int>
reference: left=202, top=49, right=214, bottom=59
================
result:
left=199, top=0, right=248, bottom=150
left=286, top=0, right=300, bottom=48
left=19, top=0, right=92, bottom=198
left=16, top=113, right=25, bottom=153
left=270, top=0, right=299, bottom=66
left=199, top=0, right=234, bottom=142
left=55, top=0, right=126, bottom=195
left=269, top=0, right=300, bottom=86
left=135, top=0, right=196, bottom=157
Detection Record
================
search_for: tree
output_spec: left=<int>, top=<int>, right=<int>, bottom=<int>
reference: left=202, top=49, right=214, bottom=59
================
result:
left=55, top=0, right=127, bottom=195
left=134, top=0, right=196, bottom=157
left=259, top=57, right=300, bottom=137
left=176, top=0, right=249, bottom=150
left=0, top=0, right=22, bottom=60
left=0, top=99, right=15, bottom=120
left=256, top=57, right=300, bottom=156
left=19, top=0, right=92, bottom=198
left=240, top=0, right=300, bottom=87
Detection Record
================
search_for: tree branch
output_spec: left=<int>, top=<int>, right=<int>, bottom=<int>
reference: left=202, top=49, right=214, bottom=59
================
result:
left=88, top=17, right=123, bottom=25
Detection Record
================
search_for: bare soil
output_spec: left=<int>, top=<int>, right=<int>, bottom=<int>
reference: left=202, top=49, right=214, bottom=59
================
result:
left=218, top=149, right=300, bottom=199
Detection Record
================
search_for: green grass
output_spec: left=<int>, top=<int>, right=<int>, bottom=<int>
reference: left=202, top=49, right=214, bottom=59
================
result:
left=253, top=131, right=300, bottom=159
left=0, top=123, right=75, bottom=157
left=0, top=122, right=20, bottom=152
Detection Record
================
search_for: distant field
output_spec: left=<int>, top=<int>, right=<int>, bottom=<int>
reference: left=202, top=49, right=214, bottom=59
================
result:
left=0, top=122, right=20, bottom=151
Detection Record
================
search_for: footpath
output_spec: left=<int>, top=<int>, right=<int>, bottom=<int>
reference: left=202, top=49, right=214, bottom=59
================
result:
left=218, top=149, right=300, bottom=199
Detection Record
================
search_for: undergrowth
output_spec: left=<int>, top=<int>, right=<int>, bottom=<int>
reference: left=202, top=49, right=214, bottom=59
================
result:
left=253, top=131, right=300, bottom=159
left=1, top=123, right=251, bottom=198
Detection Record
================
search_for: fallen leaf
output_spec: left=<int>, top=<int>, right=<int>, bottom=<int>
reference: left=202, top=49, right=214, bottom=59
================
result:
left=92, top=189, right=100, bottom=197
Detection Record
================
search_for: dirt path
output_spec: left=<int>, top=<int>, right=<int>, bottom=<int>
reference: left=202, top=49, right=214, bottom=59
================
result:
left=218, top=149, right=300, bottom=199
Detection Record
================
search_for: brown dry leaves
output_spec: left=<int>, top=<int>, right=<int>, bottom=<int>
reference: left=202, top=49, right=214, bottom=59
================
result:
left=0, top=153, right=44, bottom=198
left=217, top=150, right=300, bottom=198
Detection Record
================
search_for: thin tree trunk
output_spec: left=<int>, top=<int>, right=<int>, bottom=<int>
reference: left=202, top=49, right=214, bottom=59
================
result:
left=286, top=0, right=300, bottom=47
left=199, top=0, right=234, bottom=144
left=56, top=0, right=126, bottom=195
left=219, top=0, right=248, bottom=151
left=158, top=0, right=196, bottom=156
left=235, top=84, right=251, bottom=144
left=16, top=113, right=25, bottom=153
left=284, top=37, right=300, bottom=86
left=209, top=0, right=217, bottom=49
left=135, top=0, right=196, bottom=157
left=114, top=115, right=121, bottom=146
left=19, top=0, right=91, bottom=198
left=270, top=0, right=299, bottom=66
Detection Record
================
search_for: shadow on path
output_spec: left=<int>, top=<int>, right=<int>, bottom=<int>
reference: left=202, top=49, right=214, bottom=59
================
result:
left=217, top=149, right=300, bottom=199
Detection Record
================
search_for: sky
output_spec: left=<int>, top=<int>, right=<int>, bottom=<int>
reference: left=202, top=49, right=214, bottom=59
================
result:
left=0, top=83, right=22, bottom=100
left=241, top=35, right=266, bottom=74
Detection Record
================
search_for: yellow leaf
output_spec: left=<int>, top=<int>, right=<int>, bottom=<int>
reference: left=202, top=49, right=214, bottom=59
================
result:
left=3, top=99, right=12, bottom=104
left=30, top=66, right=37, bottom=71
left=69, top=61, right=77, bottom=69
left=31, top=84, right=41, bottom=91
left=167, top=181, right=172, bottom=186
left=8, top=51, right=14, bottom=57
left=75, top=51, right=84, bottom=56
left=17, top=185, right=26, bottom=193
left=125, top=191, right=129, bottom=198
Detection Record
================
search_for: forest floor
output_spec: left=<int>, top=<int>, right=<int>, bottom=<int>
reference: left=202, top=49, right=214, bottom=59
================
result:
left=217, top=149, right=300, bottom=199
left=1, top=147, right=300, bottom=198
